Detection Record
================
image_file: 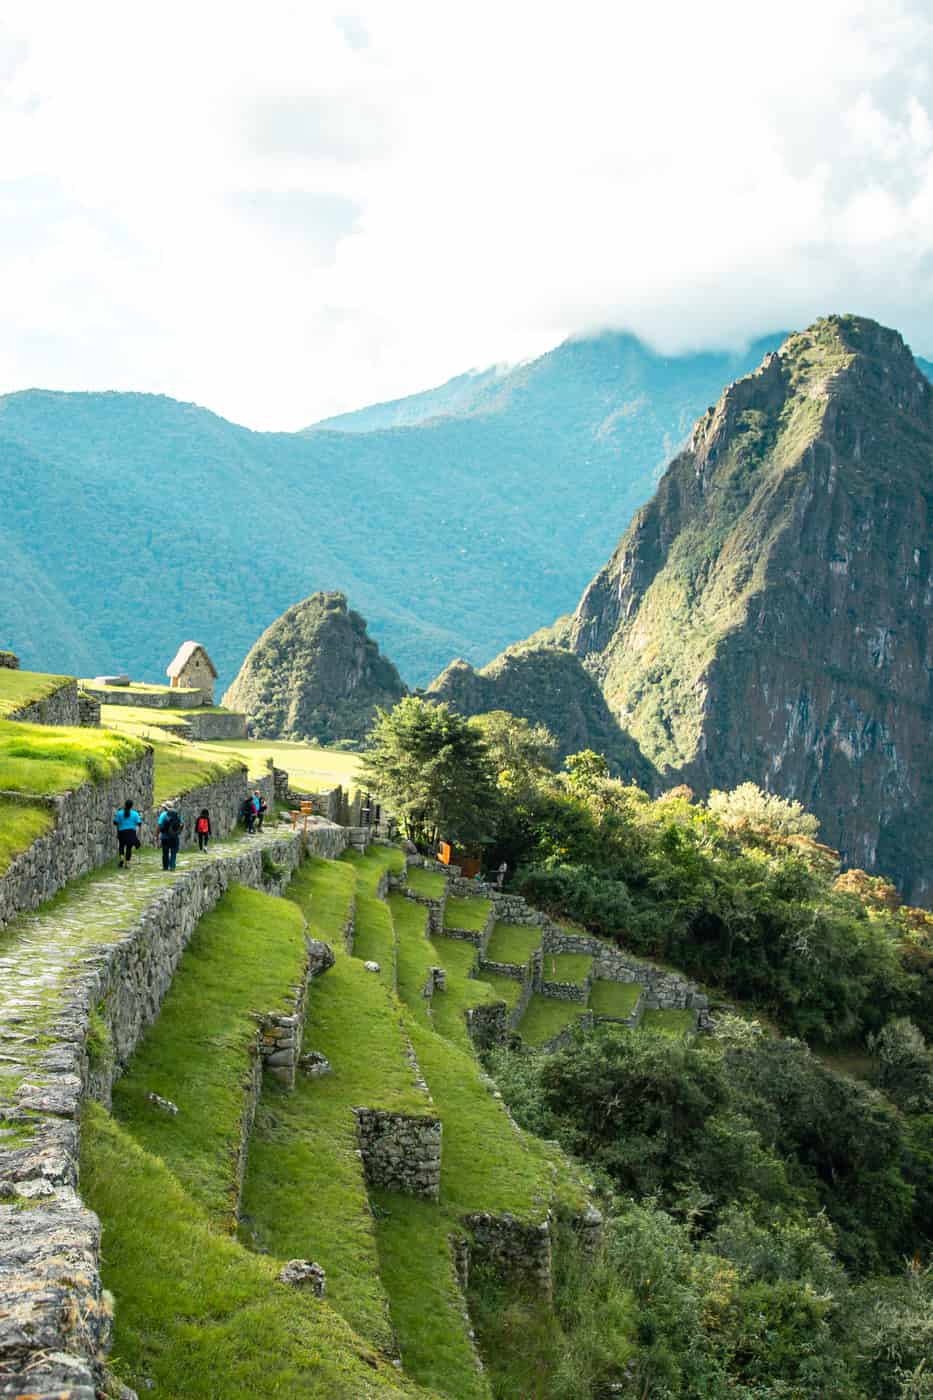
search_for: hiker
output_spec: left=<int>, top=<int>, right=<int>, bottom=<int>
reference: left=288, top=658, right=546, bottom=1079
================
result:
left=239, top=795, right=256, bottom=834
left=254, top=790, right=267, bottom=832
left=496, top=861, right=508, bottom=889
left=158, top=803, right=183, bottom=870
left=195, top=807, right=212, bottom=851
left=113, top=799, right=143, bottom=867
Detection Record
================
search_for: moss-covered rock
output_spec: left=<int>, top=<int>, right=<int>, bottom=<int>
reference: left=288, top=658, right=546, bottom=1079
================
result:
left=223, top=592, right=407, bottom=745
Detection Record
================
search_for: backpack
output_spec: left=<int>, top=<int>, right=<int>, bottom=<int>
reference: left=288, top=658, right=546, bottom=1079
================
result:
left=196, top=816, right=209, bottom=833
left=163, top=810, right=181, bottom=838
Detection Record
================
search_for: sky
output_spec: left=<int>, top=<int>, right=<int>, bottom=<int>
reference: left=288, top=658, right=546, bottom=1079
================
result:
left=1, top=0, right=933, bottom=430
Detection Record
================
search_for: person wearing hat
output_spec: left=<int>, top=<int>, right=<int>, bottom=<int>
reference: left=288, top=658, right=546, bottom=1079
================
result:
left=157, top=801, right=184, bottom=870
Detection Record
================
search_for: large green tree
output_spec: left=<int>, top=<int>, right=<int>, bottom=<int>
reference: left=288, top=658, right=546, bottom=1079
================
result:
left=358, top=696, right=497, bottom=850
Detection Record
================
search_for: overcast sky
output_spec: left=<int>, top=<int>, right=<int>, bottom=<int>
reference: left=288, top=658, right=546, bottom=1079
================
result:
left=1, top=1, right=932, bottom=430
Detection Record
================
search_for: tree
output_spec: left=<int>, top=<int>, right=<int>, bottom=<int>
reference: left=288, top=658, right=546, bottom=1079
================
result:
left=357, top=697, right=497, bottom=850
left=709, top=781, right=820, bottom=837
left=469, top=710, right=557, bottom=800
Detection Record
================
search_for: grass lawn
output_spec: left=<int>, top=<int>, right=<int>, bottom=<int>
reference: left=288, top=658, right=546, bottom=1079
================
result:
left=100, top=702, right=189, bottom=735
left=540, top=952, right=593, bottom=986
left=518, top=995, right=589, bottom=1049
left=0, top=667, right=72, bottom=717
left=589, top=980, right=642, bottom=1019
left=344, top=844, right=406, bottom=894
left=0, top=717, right=146, bottom=794
left=146, top=736, right=245, bottom=803
left=443, top=895, right=492, bottom=934
left=404, top=865, right=448, bottom=899
left=81, top=679, right=199, bottom=697
left=241, top=857, right=427, bottom=1351
left=640, top=1008, right=695, bottom=1037
left=199, top=738, right=362, bottom=793
left=111, top=885, right=308, bottom=1230
left=485, top=922, right=542, bottom=966
left=478, top=971, right=525, bottom=1011
left=0, top=797, right=54, bottom=875
left=371, top=1192, right=490, bottom=1400
left=80, top=1103, right=423, bottom=1400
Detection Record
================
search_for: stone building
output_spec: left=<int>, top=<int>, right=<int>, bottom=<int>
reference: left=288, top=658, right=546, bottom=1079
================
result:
left=166, top=641, right=217, bottom=703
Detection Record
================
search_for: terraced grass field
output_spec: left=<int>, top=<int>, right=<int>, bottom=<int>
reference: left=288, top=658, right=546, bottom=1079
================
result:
left=518, top=994, right=589, bottom=1049
left=0, top=667, right=72, bottom=717
left=443, top=895, right=491, bottom=934
left=485, top=922, right=542, bottom=965
left=589, top=979, right=641, bottom=1019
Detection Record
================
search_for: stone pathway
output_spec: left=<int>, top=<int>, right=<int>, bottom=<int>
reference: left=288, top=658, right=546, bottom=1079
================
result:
left=0, top=830, right=292, bottom=1122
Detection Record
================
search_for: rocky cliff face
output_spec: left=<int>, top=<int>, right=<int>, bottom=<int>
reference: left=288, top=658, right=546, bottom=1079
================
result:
left=223, top=592, right=407, bottom=744
left=567, top=316, right=933, bottom=902
left=426, top=645, right=655, bottom=785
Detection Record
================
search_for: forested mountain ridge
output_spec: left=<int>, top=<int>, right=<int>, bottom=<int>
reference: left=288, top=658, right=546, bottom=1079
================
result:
left=0, top=332, right=785, bottom=690
left=457, top=317, right=932, bottom=903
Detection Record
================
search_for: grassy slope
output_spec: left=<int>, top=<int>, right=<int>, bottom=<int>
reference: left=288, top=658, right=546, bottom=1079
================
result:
left=97, top=706, right=246, bottom=800
left=518, top=995, right=589, bottom=1049
left=0, top=716, right=146, bottom=793
left=541, top=952, right=593, bottom=985
left=242, top=857, right=425, bottom=1351
left=405, top=866, right=448, bottom=899
left=443, top=896, right=491, bottom=933
left=640, top=1008, right=695, bottom=1037
left=0, top=667, right=72, bottom=717
left=590, top=980, right=641, bottom=1018
left=111, top=885, right=309, bottom=1230
left=199, top=737, right=362, bottom=793
left=0, top=798, right=54, bottom=875
left=80, top=1104, right=426, bottom=1400
left=486, top=922, right=542, bottom=965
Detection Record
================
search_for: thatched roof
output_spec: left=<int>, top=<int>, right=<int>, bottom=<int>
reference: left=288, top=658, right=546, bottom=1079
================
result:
left=166, top=641, right=217, bottom=679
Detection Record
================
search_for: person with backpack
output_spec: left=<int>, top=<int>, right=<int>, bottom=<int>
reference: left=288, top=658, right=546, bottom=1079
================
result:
left=158, top=803, right=183, bottom=870
left=113, top=799, right=143, bottom=867
left=195, top=808, right=212, bottom=851
left=253, top=790, right=267, bottom=833
left=239, top=795, right=255, bottom=834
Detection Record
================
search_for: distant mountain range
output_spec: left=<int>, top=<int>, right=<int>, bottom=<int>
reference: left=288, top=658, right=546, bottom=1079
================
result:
left=0, top=331, right=792, bottom=690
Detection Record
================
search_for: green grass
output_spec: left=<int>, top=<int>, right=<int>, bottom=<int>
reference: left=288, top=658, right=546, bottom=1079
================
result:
left=199, top=738, right=362, bottom=793
left=345, top=844, right=406, bottom=894
left=443, top=896, right=492, bottom=934
left=0, top=797, right=54, bottom=875
left=82, top=679, right=199, bottom=696
left=100, top=702, right=189, bottom=732
left=639, top=1008, right=695, bottom=1038
left=589, top=980, right=641, bottom=1019
left=241, top=858, right=429, bottom=1351
left=80, top=1103, right=424, bottom=1399
left=0, top=717, right=147, bottom=794
left=0, top=667, right=72, bottom=717
left=111, top=885, right=308, bottom=1229
left=147, top=736, right=245, bottom=803
left=518, top=995, right=589, bottom=1049
left=485, top=923, right=542, bottom=966
left=540, top=952, right=593, bottom=986
left=478, top=972, right=525, bottom=1011
left=405, top=865, right=448, bottom=899
left=371, top=1192, right=490, bottom=1400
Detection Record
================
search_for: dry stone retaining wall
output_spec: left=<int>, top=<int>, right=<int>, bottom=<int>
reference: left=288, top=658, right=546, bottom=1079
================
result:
left=145, top=770, right=274, bottom=849
left=460, top=1212, right=553, bottom=1294
left=81, top=684, right=209, bottom=709
left=540, top=926, right=708, bottom=1012
left=353, top=1109, right=442, bottom=1200
left=9, top=677, right=81, bottom=725
left=0, top=749, right=155, bottom=930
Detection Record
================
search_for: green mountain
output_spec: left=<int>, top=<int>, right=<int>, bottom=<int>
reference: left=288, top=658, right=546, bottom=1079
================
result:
left=222, top=591, right=406, bottom=744
left=474, top=317, right=932, bottom=903
left=0, top=332, right=786, bottom=691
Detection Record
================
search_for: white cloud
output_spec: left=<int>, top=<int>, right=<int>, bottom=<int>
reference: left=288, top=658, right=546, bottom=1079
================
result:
left=0, top=0, right=932, bottom=428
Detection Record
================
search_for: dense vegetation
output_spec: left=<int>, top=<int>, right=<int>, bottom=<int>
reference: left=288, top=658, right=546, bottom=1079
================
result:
left=0, top=333, right=783, bottom=688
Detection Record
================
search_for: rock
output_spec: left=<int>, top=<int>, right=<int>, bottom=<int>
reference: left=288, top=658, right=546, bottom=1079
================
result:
left=299, top=1051, right=332, bottom=1077
left=363, top=960, right=381, bottom=973
left=94, top=674, right=131, bottom=686
left=306, top=938, right=335, bottom=978
left=277, top=1259, right=326, bottom=1296
left=146, top=1091, right=178, bottom=1115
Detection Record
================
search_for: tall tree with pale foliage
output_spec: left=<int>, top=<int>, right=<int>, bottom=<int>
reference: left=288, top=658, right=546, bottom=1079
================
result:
left=708, top=782, right=820, bottom=837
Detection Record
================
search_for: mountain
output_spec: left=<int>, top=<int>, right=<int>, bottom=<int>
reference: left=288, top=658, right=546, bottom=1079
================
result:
left=488, top=316, right=932, bottom=903
left=222, top=591, right=406, bottom=744
left=426, top=639, right=656, bottom=785
left=0, top=332, right=788, bottom=691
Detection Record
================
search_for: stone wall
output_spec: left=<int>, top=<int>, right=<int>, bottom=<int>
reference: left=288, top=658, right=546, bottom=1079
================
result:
left=540, top=925, right=707, bottom=1012
left=82, top=684, right=208, bottom=709
left=353, top=1109, right=442, bottom=1200
left=9, top=677, right=81, bottom=725
left=465, top=1000, right=510, bottom=1050
left=460, top=1212, right=552, bottom=1294
left=145, top=770, right=275, bottom=849
left=177, top=709, right=248, bottom=741
left=77, top=690, right=102, bottom=726
left=0, top=749, right=155, bottom=930
left=0, top=829, right=304, bottom=1398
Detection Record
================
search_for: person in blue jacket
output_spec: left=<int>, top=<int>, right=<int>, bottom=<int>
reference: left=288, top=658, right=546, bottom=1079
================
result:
left=158, top=803, right=184, bottom=870
left=113, top=799, right=144, bottom=868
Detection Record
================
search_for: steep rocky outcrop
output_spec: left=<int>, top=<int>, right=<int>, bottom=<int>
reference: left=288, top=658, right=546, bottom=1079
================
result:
left=223, top=592, right=407, bottom=744
left=426, top=645, right=656, bottom=786
left=563, top=316, right=932, bottom=902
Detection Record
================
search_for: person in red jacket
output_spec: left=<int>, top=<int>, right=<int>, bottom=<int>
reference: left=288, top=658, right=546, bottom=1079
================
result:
left=195, top=808, right=212, bottom=851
